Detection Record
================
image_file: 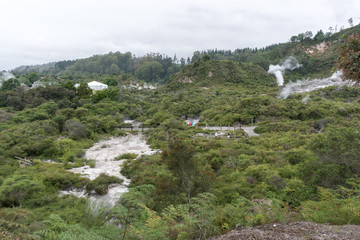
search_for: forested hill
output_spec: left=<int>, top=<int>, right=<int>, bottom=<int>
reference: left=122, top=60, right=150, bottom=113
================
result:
left=12, top=52, right=184, bottom=84
left=167, top=57, right=276, bottom=89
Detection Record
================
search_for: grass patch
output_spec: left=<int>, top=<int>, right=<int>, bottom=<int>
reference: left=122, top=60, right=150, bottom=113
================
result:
left=85, top=173, right=123, bottom=195
left=115, top=153, right=138, bottom=160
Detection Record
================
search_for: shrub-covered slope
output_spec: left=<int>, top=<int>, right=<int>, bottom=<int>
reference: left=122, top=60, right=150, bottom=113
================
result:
left=168, top=57, right=277, bottom=89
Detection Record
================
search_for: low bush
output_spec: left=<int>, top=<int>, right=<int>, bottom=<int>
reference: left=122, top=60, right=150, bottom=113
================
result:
left=115, top=153, right=138, bottom=160
left=86, top=173, right=123, bottom=195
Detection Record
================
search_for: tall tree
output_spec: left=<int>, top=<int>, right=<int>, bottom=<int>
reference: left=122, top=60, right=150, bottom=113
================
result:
left=28, top=72, right=40, bottom=84
left=180, top=57, right=186, bottom=68
left=135, top=61, right=163, bottom=82
left=162, top=139, right=198, bottom=205
left=77, top=82, right=92, bottom=98
left=62, top=80, right=76, bottom=91
left=337, top=34, right=360, bottom=81
left=290, top=35, right=298, bottom=42
left=0, top=78, right=20, bottom=92
left=297, top=33, right=305, bottom=42
left=304, top=31, right=313, bottom=39
left=314, top=30, right=325, bottom=41
left=348, top=17, right=354, bottom=27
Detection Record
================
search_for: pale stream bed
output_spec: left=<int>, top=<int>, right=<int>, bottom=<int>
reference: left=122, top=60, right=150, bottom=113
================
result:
left=60, top=133, right=157, bottom=207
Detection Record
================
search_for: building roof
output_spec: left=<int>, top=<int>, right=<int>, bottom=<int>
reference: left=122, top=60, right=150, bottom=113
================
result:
left=74, top=81, right=108, bottom=90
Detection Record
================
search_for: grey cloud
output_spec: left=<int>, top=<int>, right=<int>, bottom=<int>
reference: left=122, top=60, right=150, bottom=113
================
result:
left=1, top=0, right=360, bottom=70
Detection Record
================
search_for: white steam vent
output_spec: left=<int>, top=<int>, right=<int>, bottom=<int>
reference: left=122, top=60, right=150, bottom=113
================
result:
left=268, top=56, right=302, bottom=86
left=279, top=71, right=355, bottom=99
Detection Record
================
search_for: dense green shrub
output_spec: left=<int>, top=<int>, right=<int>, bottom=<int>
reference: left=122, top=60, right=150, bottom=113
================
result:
left=86, top=173, right=123, bottom=195
left=42, top=170, right=89, bottom=190
left=0, top=174, right=45, bottom=207
left=115, top=153, right=138, bottom=160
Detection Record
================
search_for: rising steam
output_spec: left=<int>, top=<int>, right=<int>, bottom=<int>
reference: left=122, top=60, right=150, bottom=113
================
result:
left=279, top=71, right=355, bottom=99
left=268, top=56, right=302, bottom=86
left=0, top=71, right=15, bottom=87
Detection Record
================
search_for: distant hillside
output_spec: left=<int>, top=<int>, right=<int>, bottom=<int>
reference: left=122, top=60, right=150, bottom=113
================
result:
left=167, top=56, right=276, bottom=89
left=12, top=52, right=183, bottom=84
left=12, top=62, right=56, bottom=75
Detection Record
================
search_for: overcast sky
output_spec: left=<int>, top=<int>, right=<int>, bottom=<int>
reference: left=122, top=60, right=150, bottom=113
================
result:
left=1, top=0, right=359, bottom=71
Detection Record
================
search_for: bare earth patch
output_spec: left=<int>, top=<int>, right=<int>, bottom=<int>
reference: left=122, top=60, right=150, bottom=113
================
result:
left=61, top=133, right=157, bottom=207
left=209, top=222, right=360, bottom=240
left=178, top=76, right=193, bottom=83
left=305, top=42, right=329, bottom=55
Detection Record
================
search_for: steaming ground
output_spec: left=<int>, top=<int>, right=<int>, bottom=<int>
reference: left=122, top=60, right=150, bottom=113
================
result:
left=61, top=133, right=158, bottom=207
left=279, top=71, right=355, bottom=99
left=268, top=57, right=302, bottom=86
left=267, top=57, right=355, bottom=98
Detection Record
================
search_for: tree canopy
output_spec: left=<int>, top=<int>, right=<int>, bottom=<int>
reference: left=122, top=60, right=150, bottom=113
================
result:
left=337, top=34, right=360, bottom=81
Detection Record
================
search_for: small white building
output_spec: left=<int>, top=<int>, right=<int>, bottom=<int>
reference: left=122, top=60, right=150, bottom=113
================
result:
left=87, top=81, right=108, bottom=90
left=74, top=81, right=108, bottom=90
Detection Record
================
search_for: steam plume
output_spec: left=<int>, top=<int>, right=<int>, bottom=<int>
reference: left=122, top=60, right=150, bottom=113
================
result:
left=279, top=71, right=355, bottom=99
left=268, top=56, right=302, bottom=86
left=0, top=71, right=15, bottom=87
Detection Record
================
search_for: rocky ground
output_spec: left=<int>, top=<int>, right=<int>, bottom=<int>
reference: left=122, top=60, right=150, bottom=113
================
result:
left=209, top=221, right=360, bottom=240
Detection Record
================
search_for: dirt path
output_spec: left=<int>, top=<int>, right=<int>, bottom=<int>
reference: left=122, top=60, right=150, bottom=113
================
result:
left=201, top=125, right=259, bottom=137
left=242, top=126, right=259, bottom=137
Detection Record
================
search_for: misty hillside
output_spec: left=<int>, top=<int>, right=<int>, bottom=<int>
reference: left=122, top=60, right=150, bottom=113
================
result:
left=11, top=62, right=56, bottom=74
left=10, top=24, right=360, bottom=85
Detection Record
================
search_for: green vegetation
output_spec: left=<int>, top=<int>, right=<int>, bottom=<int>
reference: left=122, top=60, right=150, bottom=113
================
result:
left=12, top=52, right=183, bottom=84
left=86, top=173, right=123, bottom=195
left=169, top=57, right=276, bottom=88
left=336, top=34, right=360, bottom=81
left=1, top=24, right=360, bottom=239
left=115, top=153, right=138, bottom=160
